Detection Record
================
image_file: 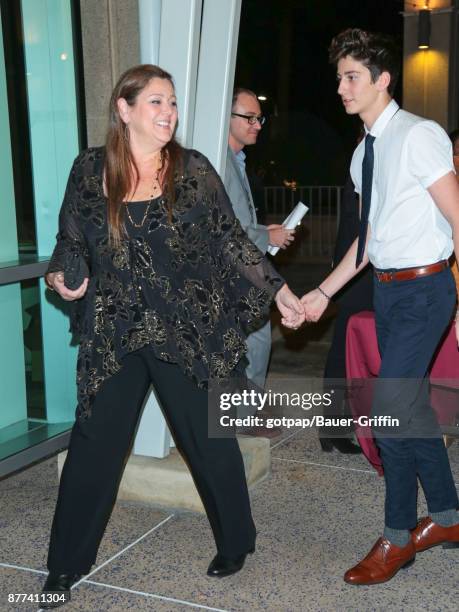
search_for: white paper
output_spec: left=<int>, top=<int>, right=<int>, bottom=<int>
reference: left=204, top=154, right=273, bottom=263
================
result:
left=267, top=201, right=309, bottom=256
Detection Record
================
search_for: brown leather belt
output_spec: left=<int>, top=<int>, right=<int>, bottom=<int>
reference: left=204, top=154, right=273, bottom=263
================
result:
left=374, top=260, right=448, bottom=283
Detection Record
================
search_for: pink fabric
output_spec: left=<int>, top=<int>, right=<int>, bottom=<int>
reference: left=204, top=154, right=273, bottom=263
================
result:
left=345, top=311, right=459, bottom=475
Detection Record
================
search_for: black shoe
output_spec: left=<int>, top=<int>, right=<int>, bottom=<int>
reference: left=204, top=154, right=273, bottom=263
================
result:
left=319, top=437, right=362, bottom=454
left=207, top=548, right=254, bottom=577
left=40, top=573, right=81, bottom=609
left=238, top=425, right=282, bottom=439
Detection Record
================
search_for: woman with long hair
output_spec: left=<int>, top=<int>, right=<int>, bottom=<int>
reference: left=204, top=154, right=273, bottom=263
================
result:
left=41, top=64, right=304, bottom=607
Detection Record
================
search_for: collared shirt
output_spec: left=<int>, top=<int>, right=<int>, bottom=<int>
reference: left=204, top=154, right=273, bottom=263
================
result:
left=235, top=148, right=247, bottom=174
left=230, top=147, right=257, bottom=224
left=350, top=99, right=455, bottom=269
left=235, top=149, right=255, bottom=217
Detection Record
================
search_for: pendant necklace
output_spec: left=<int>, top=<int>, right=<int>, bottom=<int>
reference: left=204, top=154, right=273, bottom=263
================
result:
left=126, top=152, right=163, bottom=228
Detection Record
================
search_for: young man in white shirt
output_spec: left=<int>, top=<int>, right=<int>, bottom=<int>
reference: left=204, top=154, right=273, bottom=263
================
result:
left=302, top=28, right=459, bottom=585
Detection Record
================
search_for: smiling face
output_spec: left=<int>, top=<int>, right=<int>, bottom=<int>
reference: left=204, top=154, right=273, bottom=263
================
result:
left=117, top=77, right=178, bottom=151
left=336, top=55, right=391, bottom=126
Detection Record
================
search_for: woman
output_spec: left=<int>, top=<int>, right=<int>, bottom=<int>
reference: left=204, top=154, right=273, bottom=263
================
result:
left=41, top=64, right=303, bottom=607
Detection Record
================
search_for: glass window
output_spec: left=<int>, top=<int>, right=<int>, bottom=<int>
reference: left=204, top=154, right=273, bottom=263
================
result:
left=0, top=0, right=85, bottom=471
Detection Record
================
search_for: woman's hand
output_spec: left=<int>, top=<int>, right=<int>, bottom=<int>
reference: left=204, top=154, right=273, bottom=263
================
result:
left=45, top=272, right=89, bottom=301
left=275, top=284, right=305, bottom=329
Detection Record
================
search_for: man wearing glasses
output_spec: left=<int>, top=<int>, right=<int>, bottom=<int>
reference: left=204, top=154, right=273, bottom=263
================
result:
left=225, top=88, right=294, bottom=434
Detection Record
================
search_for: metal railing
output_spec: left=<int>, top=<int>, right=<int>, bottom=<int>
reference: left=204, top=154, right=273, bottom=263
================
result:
left=264, top=185, right=343, bottom=260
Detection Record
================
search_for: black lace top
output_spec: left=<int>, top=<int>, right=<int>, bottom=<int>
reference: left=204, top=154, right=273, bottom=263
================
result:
left=47, top=147, right=284, bottom=420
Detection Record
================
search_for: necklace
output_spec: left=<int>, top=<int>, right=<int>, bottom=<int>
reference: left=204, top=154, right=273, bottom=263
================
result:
left=125, top=152, right=164, bottom=228
left=125, top=199, right=153, bottom=228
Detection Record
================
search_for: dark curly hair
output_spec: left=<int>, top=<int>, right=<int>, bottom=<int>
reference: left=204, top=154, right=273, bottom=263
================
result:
left=329, top=28, right=400, bottom=96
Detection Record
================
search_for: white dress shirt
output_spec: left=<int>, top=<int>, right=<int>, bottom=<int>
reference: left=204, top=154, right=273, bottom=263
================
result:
left=350, top=99, right=455, bottom=269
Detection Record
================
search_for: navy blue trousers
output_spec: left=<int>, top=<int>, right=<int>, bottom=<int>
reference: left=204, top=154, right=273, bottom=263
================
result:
left=372, top=266, right=459, bottom=529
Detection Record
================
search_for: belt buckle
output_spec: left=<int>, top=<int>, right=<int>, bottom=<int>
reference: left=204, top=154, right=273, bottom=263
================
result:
left=377, top=270, right=393, bottom=282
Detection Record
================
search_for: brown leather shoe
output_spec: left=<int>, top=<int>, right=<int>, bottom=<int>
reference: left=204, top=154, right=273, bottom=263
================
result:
left=344, top=538, right=415, bottom=585
left=411, top=516, right=459, bottom=552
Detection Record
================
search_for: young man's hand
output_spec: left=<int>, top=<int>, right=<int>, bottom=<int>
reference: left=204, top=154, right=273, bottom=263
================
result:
left=300, top=289, right=329, bottom=322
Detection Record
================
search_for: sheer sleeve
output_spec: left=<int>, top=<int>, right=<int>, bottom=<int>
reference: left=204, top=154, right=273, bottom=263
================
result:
left=195, top=152, right=285, bottom=332
left=47, top=155, right=89, bottom=274
left=46, top=153, right=91, bottom=335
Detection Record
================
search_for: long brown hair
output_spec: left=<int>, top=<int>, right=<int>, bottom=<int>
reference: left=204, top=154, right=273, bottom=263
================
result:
left=105, top=64, right=183, bottom=245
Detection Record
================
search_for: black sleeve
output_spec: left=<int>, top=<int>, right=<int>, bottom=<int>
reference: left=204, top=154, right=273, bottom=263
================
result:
left=46, top=154, right=89, bottom=274
left=194, top=151, right=285, bottom=332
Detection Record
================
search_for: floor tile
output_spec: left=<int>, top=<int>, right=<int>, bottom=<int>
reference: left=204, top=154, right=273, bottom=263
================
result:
left=1, top=463, right=171, bottom=573
left=62, top=579, right=219, bottom=612
left=248, top=460, right=457, bottom=612
left=0, top=566, right=218, bottom=612
left=0, top=567, right=45, bottom=612
left=87, top=458, right=457, bottom=612
left=271, top=426, right=378, bottom=473
left=0, top=457, right=57, bottom=493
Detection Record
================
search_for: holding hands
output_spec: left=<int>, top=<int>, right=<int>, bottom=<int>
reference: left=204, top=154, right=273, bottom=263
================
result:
left=275, top=284, right=305, bottom=329
left=275, top=285, right=331, bottom=329
left=300, top=287, right=330, bottom=323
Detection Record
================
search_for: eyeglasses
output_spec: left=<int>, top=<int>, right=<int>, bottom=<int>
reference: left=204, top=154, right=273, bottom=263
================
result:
left=231, top=112, right=266, bottom=126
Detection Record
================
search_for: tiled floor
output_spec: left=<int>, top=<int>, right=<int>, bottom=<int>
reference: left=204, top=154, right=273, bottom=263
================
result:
left=1, top=425, right=458, bottom=612
left=1, top=263, right=458, bottom=611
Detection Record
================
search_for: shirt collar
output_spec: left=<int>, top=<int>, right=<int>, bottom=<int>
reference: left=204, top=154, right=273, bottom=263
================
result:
left=235, top=149, right=246, bottom=164
left=365, top=99, right=399, bottom=138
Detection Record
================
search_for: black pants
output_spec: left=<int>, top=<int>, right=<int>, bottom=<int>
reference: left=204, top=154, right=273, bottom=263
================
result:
left=47, top=347, right=256, bottom=574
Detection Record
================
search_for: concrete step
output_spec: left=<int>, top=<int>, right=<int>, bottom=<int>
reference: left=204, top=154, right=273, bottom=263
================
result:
left=57, top=436, right=270, bottom=514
